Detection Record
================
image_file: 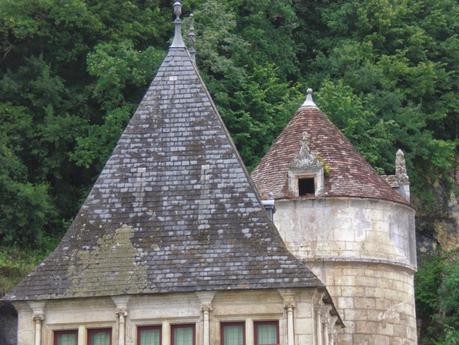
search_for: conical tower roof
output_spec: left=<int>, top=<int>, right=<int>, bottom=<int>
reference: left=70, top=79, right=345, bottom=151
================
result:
left=251, top=91, right=408, bottom=205
left=5, top=6, right=322, bottom=301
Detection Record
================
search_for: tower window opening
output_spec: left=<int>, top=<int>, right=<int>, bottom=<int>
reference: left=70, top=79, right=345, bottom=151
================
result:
left=298, top=178, right=315, bottom=196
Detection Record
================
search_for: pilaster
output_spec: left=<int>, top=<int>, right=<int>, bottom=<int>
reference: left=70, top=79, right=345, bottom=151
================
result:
left=27, top=301, right=46, bottom=345
left=112, top=296, right=130, bottom=345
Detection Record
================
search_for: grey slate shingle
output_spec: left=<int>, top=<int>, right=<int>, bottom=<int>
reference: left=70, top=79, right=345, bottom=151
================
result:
left=5, top=47, right=322, bottom=301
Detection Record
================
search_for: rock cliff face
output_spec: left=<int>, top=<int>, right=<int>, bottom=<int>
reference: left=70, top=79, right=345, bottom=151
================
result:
left=416, top=156, right=459, bottom=255
left=0, top=302, right=17, bottom=345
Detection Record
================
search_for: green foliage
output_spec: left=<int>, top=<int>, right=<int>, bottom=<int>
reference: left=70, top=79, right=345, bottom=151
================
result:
left=0, top=1, right=458, bottom=342
left=0, top=241, right=57, bottom=296
left=305, top=0, right=457, bottom=210
left=416, top=251, right=459, bottom=345
left=0, top=0, right=172, bottom=245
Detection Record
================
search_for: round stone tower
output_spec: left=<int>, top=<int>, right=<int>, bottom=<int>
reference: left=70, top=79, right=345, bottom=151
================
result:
left=252, top=90, right=418, bottom=345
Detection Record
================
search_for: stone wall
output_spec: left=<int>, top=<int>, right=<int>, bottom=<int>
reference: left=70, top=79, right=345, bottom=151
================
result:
left=308, top=262, right=417, bottom=345
left=13, top=288, right=339, bottom=345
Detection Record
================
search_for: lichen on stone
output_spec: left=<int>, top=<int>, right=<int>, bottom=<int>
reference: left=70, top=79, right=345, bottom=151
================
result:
left=67, top=225, right=148, bottom=297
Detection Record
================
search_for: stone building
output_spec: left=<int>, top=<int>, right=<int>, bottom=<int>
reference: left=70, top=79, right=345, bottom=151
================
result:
left=3, top=3, right=343, bottom=345
left=251, top=91, right=418, bottom=345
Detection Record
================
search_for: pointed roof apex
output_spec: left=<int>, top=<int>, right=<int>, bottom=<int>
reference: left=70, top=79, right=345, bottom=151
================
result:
left=171, top=1, right=185, bottom=47
left=301, top=88, right=318, bottom=108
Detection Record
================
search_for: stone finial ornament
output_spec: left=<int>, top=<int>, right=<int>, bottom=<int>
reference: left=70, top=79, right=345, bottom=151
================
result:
left=171, top=1, right=185, bottom=48
left=395, top=149, right=409, bottom=183
left=301, top=88, right=318, bottom=108
left=395, top=149, right=410, bottom=201
left=188, top=13, right=196, bottom=62
left=173, top=1, right=182, bottom=18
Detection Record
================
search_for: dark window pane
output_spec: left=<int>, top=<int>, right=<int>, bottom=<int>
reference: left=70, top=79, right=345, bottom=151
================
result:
left=222, top=324, right=244, bottom=345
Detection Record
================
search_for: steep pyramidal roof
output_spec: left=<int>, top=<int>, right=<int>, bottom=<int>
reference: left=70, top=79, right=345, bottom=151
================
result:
left=5, top=9, right=322, bottom=301
left=251, top=92, right=408, bottom=205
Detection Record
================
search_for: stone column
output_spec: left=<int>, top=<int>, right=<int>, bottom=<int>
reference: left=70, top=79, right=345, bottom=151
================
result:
left=162, top=322, right=171, bottom=345
left=27, top=301, right=45, bottom=345
left=328, top=317, right=338, bottom=345
left=196, top=292, right=216, bottom=345
left=116, top=309, right=128, bottom=345
left=278, top=289, right=296, bottom=345
left=286, top=304, right=295, bottom=345
left=246, top=319, right=254, bottom=345
left=112, top=296, right=130, bottom=345
left=319, top=306, right=332, bottom=345
left=33, top=314, right=44, bottom=345
left=316, top=309, right=322, bottom=345
left=78, top=326, right=87, bottom=345
left=201, top=305, right=212, bottom=345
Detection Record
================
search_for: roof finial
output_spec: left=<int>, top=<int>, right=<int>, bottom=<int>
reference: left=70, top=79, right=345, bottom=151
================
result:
left=302, top=88, right=318, bottom=108
left=171, top=1, right=185, bottom=48
left=188, top=13, right=196, bottom=63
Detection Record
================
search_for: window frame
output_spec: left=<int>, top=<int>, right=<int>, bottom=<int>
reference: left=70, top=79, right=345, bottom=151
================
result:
left=171, top=324, right=196, bottom=345
left=298, top=177, right=315, bottom=196
left=220, top=321, right=246, bottom=345
left=87, top=328, right=112, bottom=345
left=137, top=325, right=162, bottom=345
left=254, top=321, right=279, bottom=345
left=53, top=330, right=78, bottom=345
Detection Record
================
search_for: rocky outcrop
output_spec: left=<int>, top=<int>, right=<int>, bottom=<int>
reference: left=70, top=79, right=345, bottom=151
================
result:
left=416, top=155, right=459, bottom=255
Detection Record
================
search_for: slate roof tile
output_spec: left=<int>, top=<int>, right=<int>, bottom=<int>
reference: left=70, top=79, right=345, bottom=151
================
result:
left=5, top=47, right=322, bottom=301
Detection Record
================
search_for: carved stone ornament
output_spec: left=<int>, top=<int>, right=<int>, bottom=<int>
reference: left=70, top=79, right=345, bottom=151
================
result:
left=116, top=309, right=128, bottom=318
left=289, top=132, right=322, bottom=172
left=200, top=304, right=213, bottom=313
left=32, top=314, right=45, bottom=322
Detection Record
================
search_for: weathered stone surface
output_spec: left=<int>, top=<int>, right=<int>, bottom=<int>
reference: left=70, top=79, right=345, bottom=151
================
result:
left=307, top=262, right=417, bottom=345
left=273, top=198, right=417, bottom=269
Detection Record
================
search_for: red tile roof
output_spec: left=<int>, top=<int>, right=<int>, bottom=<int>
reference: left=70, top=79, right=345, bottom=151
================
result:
left=251, top=106, right=409, bottom=205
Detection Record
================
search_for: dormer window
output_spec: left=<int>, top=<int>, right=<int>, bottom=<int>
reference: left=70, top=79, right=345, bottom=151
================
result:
left=298, top=177, right=315, bottom=196
left=288, top=132, right=324, bottom=197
